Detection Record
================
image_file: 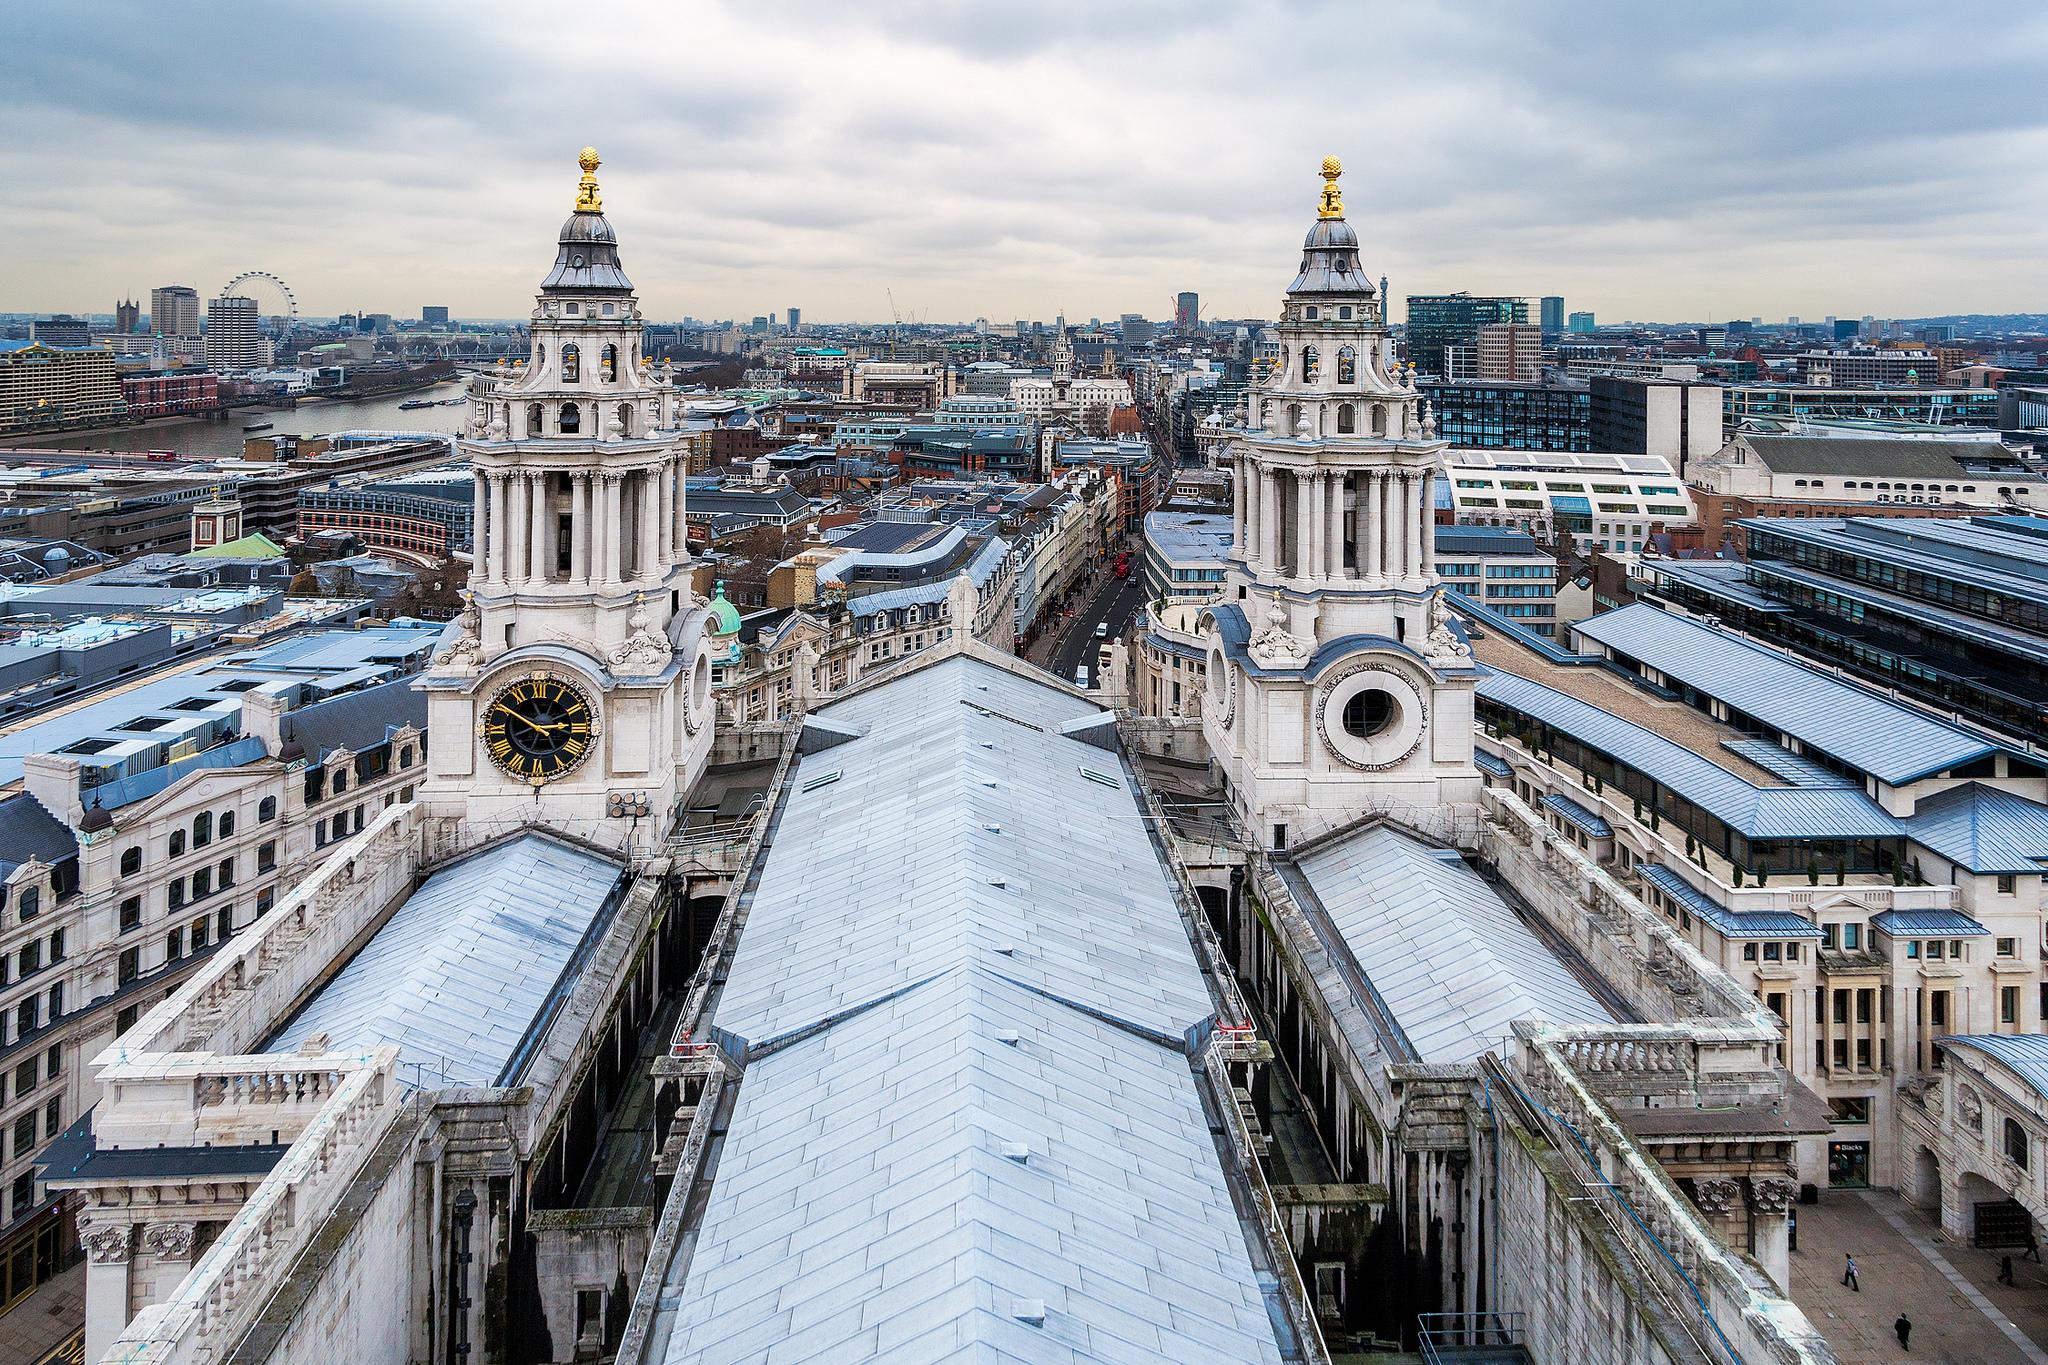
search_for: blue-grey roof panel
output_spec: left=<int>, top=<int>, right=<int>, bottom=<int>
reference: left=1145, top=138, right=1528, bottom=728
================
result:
left=1638, top=864, right=1823, bottom=939
left=1294, top=824, right=1614, bottom=1063
left=1541, top=792, right=1613, bottom=838
left=1476, top=668, right=1900, bottom=840
left=1574, top=604, right=2004, bottom=784
left=1939, top=1035, right=2048, bottom=1104
left=266, top=833, right=623, bottom=1087
left=1870, top=908, right=1990, bottom=937
left=1903, top=783, right=2048, bottom=875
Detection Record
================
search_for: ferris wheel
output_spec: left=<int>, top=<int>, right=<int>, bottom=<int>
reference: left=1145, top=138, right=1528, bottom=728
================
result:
left=221, top=271, right=298, bottom=323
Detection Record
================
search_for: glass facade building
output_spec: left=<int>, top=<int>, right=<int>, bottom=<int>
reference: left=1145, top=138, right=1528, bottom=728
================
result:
left=1404, top=293, right=1526, bottom=378
left=1424, top=379, right=1590, bottom=451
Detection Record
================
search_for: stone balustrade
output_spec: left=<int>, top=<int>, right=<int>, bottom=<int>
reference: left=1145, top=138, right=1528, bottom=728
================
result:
left=95, top=1052, right=371, bottom=1151
left=1506, top=1028, right=1838, bottom=1365
left=98, top=1049, right=405, bottom=1365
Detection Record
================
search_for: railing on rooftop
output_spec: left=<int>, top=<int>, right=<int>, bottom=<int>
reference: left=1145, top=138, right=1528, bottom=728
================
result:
left=1417, top=1311, right=1529, bottom=1365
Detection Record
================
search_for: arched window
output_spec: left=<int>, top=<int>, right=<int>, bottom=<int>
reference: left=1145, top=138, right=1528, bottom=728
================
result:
left=399, top=745, right=415, bottom=770
left=1371, top=405, right=1387, bottom=437
left=1337, top=347, right=1357, bottom=385
left=1287, top=402, right=1302, bottom=434
left=169, top=830, right=186, bottom=857
left=332, top=769, right=348, bottom=795
left=560, top=344, right=580, bottom=382
left=616, top=403, right=634, bottom=437
left=527, top=402, right=544, bottom=435
left=536, top=344, right=545, bottom=369
left=120, top=847, right=142, bottom=877
left=18, top=886, right=38, bottom=919
left=1301, top=346, right=1320, bottom=383
left=601, top=344, right=618, bottom=382
left=2007, top=1117, right=2030, bottom=1169
left=219, top=809, right=235, bottom=838
left=258, top=796, right=277, bottom=823
left=1337, top=403, right=1356, bottom=434
left=559, top=403, right=581, bottom=434
left=192, top=812, right=212, bottom=848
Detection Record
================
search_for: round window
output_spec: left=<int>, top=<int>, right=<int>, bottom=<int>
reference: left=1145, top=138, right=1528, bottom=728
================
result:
left=1343, top=689, right=1396, bottom=738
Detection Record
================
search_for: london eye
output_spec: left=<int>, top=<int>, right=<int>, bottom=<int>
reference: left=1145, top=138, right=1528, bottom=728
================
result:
left=220, top=270, right=298, bottom=324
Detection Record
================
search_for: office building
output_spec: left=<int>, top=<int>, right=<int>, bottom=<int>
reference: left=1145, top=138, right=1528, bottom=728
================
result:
left=1423, top=377, right=1590, bottom=450
left=1539, top=295, right=1564, bottom=334
left=1726, top=383, right=2001, bottom=428
left=1435, top=524, right=1559, bottom=633
left=1174, top=290, right=1199, bottom=329
left=1442, top=447, right=1693, bottom=552
left=1404, top=292, right=1526, bottom=377
left=30, top=316, right=90, bottom=349
left=1475, top=320, right=1543, bottom=381
left=297, top=469, right=476, bottom=560
left=149, top=285, right=200, bottom=339
left=0, top=341, right=125, bottom=434
left=114, top=300, right=140, bottom=335
left=1141, top=509, right=1232, bottom=604
left=1567, top=310, right=1596, bottom=333
left=786, top=306, right=800, bottom=331
left=120, top=368, right=220, bottom=420
left=201, top=295, right=264, bottom=370
left=1587, top=374, right=1724, bottom=472
left=420, top=305, right=450, bottom=326
left=1644, top=513, right=2048, bottom=744
left=1119, top=312, right=1154, bottom=347
left=1795, top=348, right=1944, bottom=387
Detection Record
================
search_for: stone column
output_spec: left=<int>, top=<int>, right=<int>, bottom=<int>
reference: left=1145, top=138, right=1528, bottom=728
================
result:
left=1408, top=472, right=1429, bottom=582
left=528, top=471, right=549, bottom=583
left=657, top=462, right=675, bottom=565
left=487, top=472, right=508, bottom=585
left=600, top=472, right=623, bottom=586
left=1259, top=467, right=1280, bottom=573
left=507, top=471, right=529, bottom=586
left=1243, top=459, right=1260, bottom=567
left=570, top=473, right=590, bottom=585
left=1328, top=472, right=1348, bottom=578
left=640, top=468, right=661, bottom=578
left=1232, top=454, right=1248, bottom=553
left=1747, top=1178, right=1796, bottom=1291
left=673, top=457, right=690, bottom=559
left=471, top=469, right=487, bottom=582
left=1383, top=470, right=1405, bottom=582
left=1305, top=472, right=1326, bottom=581
left=82, top=1221, right=133, bottom=1365
left=1363, top=469, right=1384, bottom=584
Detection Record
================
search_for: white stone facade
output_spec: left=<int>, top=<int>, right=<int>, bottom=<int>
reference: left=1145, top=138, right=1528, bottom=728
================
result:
left=1201, top=164, right=1481, bottom=848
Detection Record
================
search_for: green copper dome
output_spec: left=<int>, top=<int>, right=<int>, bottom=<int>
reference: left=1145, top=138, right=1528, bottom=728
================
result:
left=707, top=581, right=742, bottom=636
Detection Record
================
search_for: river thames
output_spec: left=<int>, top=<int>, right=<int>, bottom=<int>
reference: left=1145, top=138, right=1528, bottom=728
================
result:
left=39, top=380, right=470, bottom=460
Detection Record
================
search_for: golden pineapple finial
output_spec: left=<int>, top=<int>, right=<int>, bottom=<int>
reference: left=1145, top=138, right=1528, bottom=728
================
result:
left=575, top=147, right=603, bottom=213
left=1318, top=156, right=1343, bottom=220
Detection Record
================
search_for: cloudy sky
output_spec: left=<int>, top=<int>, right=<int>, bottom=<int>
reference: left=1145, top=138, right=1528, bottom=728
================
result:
left=5, top=2, right=2044, bottom=326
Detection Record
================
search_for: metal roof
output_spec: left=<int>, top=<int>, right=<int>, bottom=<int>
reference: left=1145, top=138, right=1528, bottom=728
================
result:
left=1939, top=1035, right=2048, bottom=1104
left=1573, top=604, right=2003, bottom=784
left=1476, top=668, right=1901, bottom=840
left=266, top=833, right=624, bottom=1088
left=1473, top=749, right=1513, bottom=779
left=1721, top=740, right=1855, bottom=789
left=279, top=677, right=425, bottom=762
left=1869, top=908, right=1990, bottom=938
left=1293, top=824, right=1614, bottom=1063
left=91, top=735, right=270, bottom=810
left=0, top=792, right=77, bottom=875
left=1903, top=783, right=2048, bottom=875
left=1541, top=792, right=1613, bottom=838
left=1739, top=434, right=2016, bottom=479
left=1638, top=865, right=1823, bottom=940
left=664, top=653, right=1281, bottom=1363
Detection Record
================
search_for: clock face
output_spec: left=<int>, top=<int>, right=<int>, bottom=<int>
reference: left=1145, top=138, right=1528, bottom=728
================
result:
left=480, top=674, right=596, bottom=786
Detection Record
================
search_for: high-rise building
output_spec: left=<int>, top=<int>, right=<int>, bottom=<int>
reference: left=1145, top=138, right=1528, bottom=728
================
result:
left=1119, top=313, right=1154, bottom=347
left=31, top=315, right=91, bottom=348
left=1174, top=291, right=1199, bottom=329
left=1567, top=310, right=1596, bottom=333
left=421, top=305, right=450, bottom=326
left=1587, top=374, right=1724, bottom=474
left=150, top=284, right=200, bottom=338
left=202, top=295, right=264, bottom=370
left=787, top=307, right=800, bottom=332
left=1539, top=295, right=1564, bottom=335
left=1404, top=293, right=1526, bottom=377
left=1475, top=321, right=1543, bottom=382
left=115, top=298, right=141, bottom=335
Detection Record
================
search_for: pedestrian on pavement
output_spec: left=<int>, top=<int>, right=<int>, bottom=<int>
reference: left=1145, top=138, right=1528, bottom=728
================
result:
left=2000, top=1254, right=2017, bottom=1285
left=1842, top=1253, right=1860, bottom=1291
left=1894, top=1313, right=1911, bottom=1350
left=2027, top=1227, right=2043, bottom=1263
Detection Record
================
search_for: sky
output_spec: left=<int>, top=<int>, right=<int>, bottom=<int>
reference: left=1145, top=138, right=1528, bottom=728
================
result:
left=5, top=2, right=2046, bottom=327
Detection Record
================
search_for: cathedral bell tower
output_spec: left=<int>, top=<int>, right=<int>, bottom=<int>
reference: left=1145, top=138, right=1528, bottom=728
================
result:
left=1199, top=157, right=1480, bottom=848
left=417, top=148, right=719, bottom=851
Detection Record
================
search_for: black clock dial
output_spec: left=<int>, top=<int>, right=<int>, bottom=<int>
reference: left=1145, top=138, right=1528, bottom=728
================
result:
left=481, top=675, right=594, bottom=784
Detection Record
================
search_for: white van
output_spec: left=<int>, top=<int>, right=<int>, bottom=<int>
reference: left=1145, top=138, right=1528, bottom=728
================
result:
left=1094, top=621, right=1110, bottom=639
left=1074, top=665, right=1090, bottom=689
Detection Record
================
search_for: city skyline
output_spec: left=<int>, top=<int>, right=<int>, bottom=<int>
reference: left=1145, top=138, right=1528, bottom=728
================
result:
left=6, top=3, right=2047, bottom=325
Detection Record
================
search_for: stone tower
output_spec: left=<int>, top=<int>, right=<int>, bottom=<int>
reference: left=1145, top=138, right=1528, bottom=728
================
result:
left=1200, top=157, right=1480, bottom=849
left=417, top=148, right=720, bottom=850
